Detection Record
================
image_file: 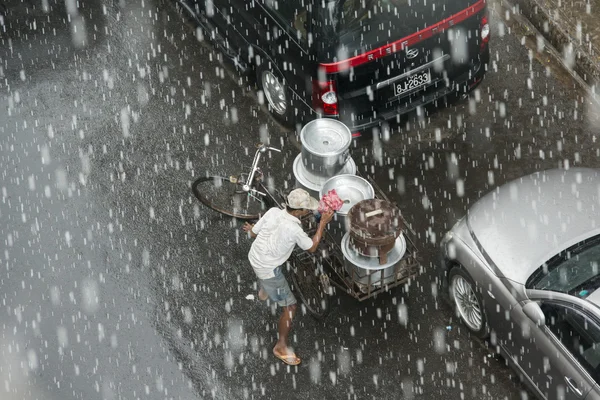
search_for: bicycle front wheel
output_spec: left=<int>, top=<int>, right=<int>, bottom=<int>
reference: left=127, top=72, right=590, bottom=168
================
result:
left=192, top=175, right=269, bottom=220
left=290, top=254, right=330, bottom=320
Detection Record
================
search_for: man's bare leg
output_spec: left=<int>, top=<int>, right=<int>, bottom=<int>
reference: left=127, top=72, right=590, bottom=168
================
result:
left=258, top=288, right=268, bottom=301
left=273, top=304, right=300, bottom=363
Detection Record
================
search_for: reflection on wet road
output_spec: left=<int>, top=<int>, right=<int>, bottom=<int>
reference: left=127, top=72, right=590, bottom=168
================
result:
left=1, top=0, right=599, bottom=399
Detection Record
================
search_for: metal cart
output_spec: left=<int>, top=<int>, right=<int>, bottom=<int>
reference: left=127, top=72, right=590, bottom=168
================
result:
left=288, top=175, right=421, bottom=319
left=191, top=143, right=420, bottom=320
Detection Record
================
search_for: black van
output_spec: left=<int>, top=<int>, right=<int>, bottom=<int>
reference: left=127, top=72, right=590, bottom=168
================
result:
left=177, top=0, right=490, bottom=135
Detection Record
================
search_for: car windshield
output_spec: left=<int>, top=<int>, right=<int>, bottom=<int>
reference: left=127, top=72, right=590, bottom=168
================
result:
left=529, top=237, right=600, bottom=297
left=322, top=0, right=477, bottom=54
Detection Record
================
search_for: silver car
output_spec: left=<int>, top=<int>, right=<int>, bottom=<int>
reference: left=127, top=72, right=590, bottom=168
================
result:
left=440, top=167, right=600, bottom=400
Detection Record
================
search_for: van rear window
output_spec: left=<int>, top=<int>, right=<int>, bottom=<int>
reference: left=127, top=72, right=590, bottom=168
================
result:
left=323, top=0, right=479, bottom=54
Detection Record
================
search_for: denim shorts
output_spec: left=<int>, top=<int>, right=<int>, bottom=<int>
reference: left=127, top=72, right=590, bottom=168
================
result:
left=259, top=266, right=297, bottom=307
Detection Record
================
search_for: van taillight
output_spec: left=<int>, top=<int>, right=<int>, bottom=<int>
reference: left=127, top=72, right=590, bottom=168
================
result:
left=480, top=15, right=490, bottom=47
left=313, top=80, right=338, bottom=116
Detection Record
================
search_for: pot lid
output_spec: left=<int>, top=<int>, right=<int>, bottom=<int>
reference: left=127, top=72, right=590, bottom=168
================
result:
left=300, top=119, right=352, bottom=156
left=293, top=153, right=356, bottom=189
left=341, top=233, right=406, bottom=270
left=347, top=199, right=403, bottom=241
left=319, top=175, right=374, bottom=215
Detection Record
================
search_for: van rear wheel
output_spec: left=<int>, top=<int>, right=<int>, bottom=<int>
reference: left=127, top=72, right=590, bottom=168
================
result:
left=255, top=61, right=293, bottom=128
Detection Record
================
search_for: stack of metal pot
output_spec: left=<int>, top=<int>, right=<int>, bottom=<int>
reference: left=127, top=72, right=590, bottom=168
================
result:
left=293, top=119, right=375, bottom=243
left=293, top=119, right=356, bottom=198
left=340, top=199, right=407, bottom=288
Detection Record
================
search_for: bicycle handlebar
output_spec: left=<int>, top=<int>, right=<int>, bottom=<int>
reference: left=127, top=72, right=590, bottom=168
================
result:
left=257, top=143, right=281, bottom=153
left=246, top=144, right=281, bottom=189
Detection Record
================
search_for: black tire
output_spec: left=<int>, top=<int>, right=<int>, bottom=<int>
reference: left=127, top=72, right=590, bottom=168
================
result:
left=289, top=254, right=330, bottom=320
left=448, top=267, right=489, bottom=339
left=255, top=59, right=294, bottom=128
left=466, top=47, right=489, bottom=94
left=192, top=175, right=271, bottom=220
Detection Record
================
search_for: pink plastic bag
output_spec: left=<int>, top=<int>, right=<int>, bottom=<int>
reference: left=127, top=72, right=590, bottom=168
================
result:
left=318, top=189, right=344, bottom=213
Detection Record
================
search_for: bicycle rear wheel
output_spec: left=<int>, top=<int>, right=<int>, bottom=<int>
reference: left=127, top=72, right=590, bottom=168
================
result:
left=192, top=175, right=270, bottom=220
left=290, top=254, right=330, bottom=320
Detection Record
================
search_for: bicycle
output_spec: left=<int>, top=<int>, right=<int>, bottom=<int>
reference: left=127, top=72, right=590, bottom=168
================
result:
left=191, top=143, right=420, bottom=320
left=192, top=143, right=282, bottom=220
left=192, top=143, right=331, bottom=318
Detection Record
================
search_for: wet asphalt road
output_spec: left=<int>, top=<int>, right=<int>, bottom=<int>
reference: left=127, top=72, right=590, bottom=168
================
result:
left=1, top=0, right=600, bottom=399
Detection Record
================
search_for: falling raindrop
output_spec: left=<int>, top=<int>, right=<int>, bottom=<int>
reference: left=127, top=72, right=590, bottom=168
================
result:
left=398, top=303, right=408, bottom=327
left=57, top=326, right=69, bottom=348
left=309, top=357, right=321, bottom=383
left=433, top=327, right=446, bottom=354
left=183, top=307, right=193, bottom=324
left=27, top=349, right=39, bottom=370
left=121, top=108, right=130, bottom=138
left=55, top=167, right=68, bottom=191
left=70, top=14, right=88, bottom=48
left=81, top=278, right=100, bottom=314
left=456, top=179, right=465, bottom=197
left=50, top=286, right=61, bottom=306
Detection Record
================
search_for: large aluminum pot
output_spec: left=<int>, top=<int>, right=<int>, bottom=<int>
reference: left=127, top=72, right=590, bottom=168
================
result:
left=319, top=175, right=374, bottom=244
left=340, top=232, right=407, bottom=287
left=300, top=119, right=352, bottom=178
left=347, top=199, right=403, bottom=265
left=293, top=153, right=356, bottom=199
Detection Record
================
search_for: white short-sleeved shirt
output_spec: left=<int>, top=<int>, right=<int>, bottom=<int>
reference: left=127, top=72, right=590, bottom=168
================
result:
left=248, top=207, right=313, bottom=279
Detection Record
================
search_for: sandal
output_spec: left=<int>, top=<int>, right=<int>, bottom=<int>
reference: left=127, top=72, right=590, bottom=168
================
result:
left=273, top=348, right=301, bottom=366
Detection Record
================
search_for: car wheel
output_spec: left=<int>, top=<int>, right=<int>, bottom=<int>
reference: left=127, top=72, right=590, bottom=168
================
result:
left=449, top=267, right=489, bottom=339
left=255, top=60, right=293, bottom=128
left=466, top=48, right=489, bottom=93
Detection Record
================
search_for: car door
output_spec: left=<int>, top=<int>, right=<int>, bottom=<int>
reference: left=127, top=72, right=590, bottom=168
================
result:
left=253, top=0, right=314, bottom=115
left=501, top=233, right=600, bottom=399
left=508, top=294, right=600, bottom=399
left=539, top=300, right=600, bottom=400
left=178, top=0, right=240, bottom=57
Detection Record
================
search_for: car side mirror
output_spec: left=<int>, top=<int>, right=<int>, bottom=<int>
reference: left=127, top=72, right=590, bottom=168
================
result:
left=523, top=302, right=546, bottom=327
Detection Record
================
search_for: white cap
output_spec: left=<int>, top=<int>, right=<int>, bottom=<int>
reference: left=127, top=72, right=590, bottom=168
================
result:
left=287, top=188, right=319, bottom=210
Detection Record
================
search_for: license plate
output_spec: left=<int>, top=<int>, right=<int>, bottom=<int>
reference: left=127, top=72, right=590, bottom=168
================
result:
left=393, top=70, right=430, bottom=97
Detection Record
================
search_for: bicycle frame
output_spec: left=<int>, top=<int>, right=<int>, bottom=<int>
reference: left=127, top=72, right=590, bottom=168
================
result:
left=242, top=143, right=283, bottom=207
left=254, top=181, right=285, bottom=210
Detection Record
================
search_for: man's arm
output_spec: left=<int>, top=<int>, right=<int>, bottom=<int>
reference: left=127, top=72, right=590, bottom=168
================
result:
left=306, top=211, right=334, bottom=253
left=242, top=208, right=274, bottom=238
left=242, top=222, right=257, bottom=238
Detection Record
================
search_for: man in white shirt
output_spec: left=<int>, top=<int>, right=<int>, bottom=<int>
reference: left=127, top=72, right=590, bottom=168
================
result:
left=242, top=188, right=334, bottom=366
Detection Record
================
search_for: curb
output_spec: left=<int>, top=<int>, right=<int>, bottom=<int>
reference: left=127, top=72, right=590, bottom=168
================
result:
left=510, top=0, right=599, bottom=99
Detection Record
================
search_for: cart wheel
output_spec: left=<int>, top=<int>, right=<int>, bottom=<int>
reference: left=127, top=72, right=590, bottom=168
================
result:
left=290, top=256, right=330, bottom=320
